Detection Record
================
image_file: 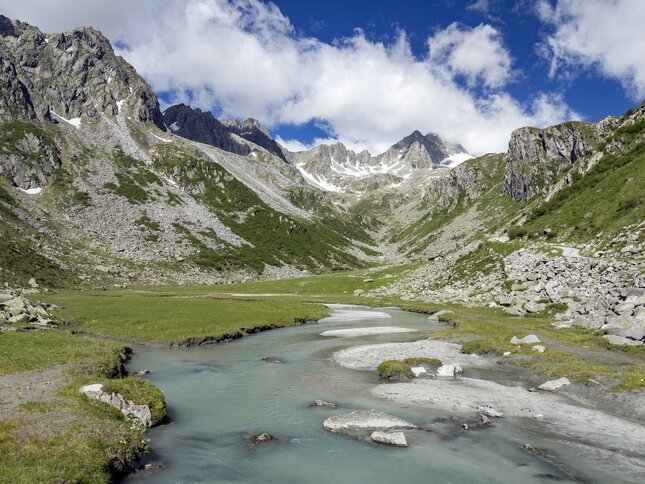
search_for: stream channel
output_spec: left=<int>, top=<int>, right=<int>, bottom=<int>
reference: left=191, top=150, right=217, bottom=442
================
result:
left=124, top=304, right=636, bottom=483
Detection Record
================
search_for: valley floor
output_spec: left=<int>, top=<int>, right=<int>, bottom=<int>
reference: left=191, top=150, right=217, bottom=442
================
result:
left=1, top=260, right=644, bottom=481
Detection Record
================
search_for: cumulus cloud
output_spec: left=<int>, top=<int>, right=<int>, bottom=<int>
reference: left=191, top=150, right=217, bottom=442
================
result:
left=0, top=0, right=577, bottom=154
left=427, top=22, right=512, bottom=89
left=538, top=0, right=645, bottom=99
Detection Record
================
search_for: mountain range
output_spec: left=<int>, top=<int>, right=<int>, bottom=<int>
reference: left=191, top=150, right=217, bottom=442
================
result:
left=0, top=15, right=643, bottom=288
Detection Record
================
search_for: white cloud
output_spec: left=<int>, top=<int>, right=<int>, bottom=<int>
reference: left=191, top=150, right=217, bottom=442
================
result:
left=466, top=0, right=491, bottom=13
left=0, top=0, right=577, bottom=155
left=538, top=0, right=645, bottom=99
left=427, top=22, right=512, bottom=89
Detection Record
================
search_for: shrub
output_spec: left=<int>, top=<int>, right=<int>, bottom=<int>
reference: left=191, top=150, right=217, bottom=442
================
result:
left=377, top=360, right=413, bottom=380
left=403, top=357, right=442, bottom=369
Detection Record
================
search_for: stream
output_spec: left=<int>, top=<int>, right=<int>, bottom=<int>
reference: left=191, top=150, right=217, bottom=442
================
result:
left=124, top=304, right=636, bottom=483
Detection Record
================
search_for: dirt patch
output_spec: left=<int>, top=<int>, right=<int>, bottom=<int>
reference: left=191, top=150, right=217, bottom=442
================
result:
left=0, top=364, right=67, bottom=419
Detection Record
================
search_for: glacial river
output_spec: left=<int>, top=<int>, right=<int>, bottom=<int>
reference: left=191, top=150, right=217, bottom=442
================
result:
left=124, top=305, right=629, bottom=483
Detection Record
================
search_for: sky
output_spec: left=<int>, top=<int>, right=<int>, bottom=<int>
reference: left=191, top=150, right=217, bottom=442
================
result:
left=1, top=0, right=643, bottom=155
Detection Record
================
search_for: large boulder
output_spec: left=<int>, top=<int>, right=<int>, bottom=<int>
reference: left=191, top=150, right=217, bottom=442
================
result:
left=370, top=431, right=408, bottom=447
left=80, top=383, right=152, bottom=427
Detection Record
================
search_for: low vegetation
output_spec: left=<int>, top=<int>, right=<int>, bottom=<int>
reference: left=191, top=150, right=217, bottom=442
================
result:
left=377, top=360, right=413, bottom=380
left=0, top=332, right=155, bottom=483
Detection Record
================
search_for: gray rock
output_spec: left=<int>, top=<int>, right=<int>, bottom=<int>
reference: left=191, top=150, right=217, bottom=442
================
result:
left=80, top=383, right=152, bottom=427
left=249, top=432, right=275, bottom=444
left=524, top=301, right=543, bottom=313
left=510, top=334, right=541, bottom=345
left=603, top=335, right=643, bottom=346
left=370, top=431, right=408, bottom=447
left=537, top=377, right=571, bottom=392
left=504, top=306, right=525, bottom=316
left=312, top=400, right=337, bottom=408
left=477, top=405, right=504, bottom=418
left=8, top=313, right=32, bottom=324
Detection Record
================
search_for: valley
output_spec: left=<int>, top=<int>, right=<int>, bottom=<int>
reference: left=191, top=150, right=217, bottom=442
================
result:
left=0, top=13, right=643, bottom=483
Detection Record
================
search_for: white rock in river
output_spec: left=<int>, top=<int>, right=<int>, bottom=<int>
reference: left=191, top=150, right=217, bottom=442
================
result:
left=323, top=410, right=417, bottom=432
left=371, top=431, right=408, bottom=447
left=537, top=377, right=571, bottom=392
left=436, top=364, right=463, bottom=377
left=510, top=334, right=541, bottom=344
left=320, top=327, right=417, bottom=338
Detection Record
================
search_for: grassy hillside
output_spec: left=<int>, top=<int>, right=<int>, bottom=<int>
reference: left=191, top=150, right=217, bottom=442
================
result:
left=510, top=117, right=645, bottom=242
left=152, top=143, right=374, bottom=272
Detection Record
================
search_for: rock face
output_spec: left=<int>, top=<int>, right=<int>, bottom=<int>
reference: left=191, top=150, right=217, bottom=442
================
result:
left=0, top=15, right=164, bottom=129
left=322, top=410, right=417, bottom=432
left=79, top=383, right=152, bottom=427
left=0, top=122, right=61, bottom=189
left=163, top=104, right=287, bottom=162
left=503, top=120, right=614, bottom=202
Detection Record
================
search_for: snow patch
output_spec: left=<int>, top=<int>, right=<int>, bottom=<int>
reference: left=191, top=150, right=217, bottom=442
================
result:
left=18, top=187, right=43, bottom=195
left=151, top=133, right=172, bottom=143
left=296, top=164, right=342, bottom=192
left=440, top=152, right=473, bottom=167
left=169, top=122, right=180, bottom=132
left=51, top=110, right=81, bottom=129
left=116, top=100, right=125, bottom=112
left=163, top=177, right=178, bottom=187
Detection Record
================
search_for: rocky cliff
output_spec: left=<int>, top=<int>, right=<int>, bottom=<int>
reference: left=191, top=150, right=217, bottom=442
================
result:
left=503, top=119, right=615, bottom=203
left=0, top=15, right=164, bottom=129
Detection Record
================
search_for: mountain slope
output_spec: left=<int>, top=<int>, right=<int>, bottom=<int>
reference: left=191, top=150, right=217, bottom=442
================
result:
left=0, top=16, right=380, bottom=286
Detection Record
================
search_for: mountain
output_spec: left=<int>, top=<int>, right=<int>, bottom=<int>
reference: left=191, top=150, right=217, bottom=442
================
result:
left=162, top=104, right=287, bottom=162
left=0, top=16, right=379, bottom=287
left=284, top=131, right=472, bottom=193
left=0, top=14, right=642, bottom=289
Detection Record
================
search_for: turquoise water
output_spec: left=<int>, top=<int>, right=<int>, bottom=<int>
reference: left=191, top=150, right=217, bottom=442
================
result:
left=124, top=305, right=615, bottom=483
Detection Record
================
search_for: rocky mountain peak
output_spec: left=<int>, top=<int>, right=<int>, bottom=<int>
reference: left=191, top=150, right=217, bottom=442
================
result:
left=0, top=15, right=165, bottom=129
left=164, top=105, right=287, bottom=162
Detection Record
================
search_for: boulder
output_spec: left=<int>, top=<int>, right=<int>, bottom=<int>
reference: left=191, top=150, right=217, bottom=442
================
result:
left=532, top=345, right=546, bottom=353
left=510, top=334, right=541, bottom=345
left=3, top=297, right=27, bottom=316
left=312, top=400, right=337, bottom=408
left=504, top=306, right=525, bottom=317
left=8, top=313, right=32, bottom=324
left=524, top=301, right=543, bottom=313
left=323, top=410, right=417, bottom=432
left=262, top=357, right=282, bottom=363
left=537, top=377, right=571, bottom=392
left=80, top=383, right=152, bottom=427
left=370, top=431, right=408, bottom=447
left=249, top=432, right=275, bottom=444
left=436, top=364, right=463, bottom=377
left=603, top=335, right=643, bottom=346
left=477, top=405, right=504, bottom=418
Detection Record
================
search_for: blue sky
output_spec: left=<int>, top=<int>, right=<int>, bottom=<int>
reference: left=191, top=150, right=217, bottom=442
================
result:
left=260, top=0, right=635, bottom=147
left=1, top=0, right=643, bottom=154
